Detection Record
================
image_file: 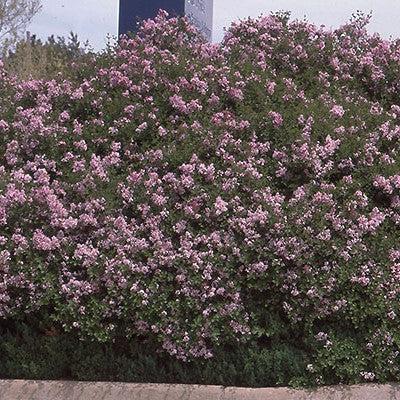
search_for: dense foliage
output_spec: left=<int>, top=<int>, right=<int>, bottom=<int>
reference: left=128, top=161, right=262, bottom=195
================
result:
left=1, top=11, right=400, bottom=386
left=4, top=32, right=93, bottom=81
left=0, top=322, right=305, bottom=387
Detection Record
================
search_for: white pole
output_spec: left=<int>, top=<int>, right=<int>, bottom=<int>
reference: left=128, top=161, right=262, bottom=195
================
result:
left=185, top=0, right=214, bottom=41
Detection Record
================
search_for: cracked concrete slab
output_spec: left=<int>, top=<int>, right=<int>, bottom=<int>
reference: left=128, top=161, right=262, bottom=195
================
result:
left=1, top=380, right=400, bottom=400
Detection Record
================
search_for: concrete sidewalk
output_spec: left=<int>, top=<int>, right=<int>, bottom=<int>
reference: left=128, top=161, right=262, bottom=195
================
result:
left=1, top=380, right=400, bottom=400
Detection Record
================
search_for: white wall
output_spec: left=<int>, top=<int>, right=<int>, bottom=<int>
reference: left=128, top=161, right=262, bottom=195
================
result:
left=28, top=0, right=119, bottom=51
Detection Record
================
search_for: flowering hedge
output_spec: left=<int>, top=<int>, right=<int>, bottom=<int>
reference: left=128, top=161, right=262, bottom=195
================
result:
left=1, top=10, right=400, bottom=385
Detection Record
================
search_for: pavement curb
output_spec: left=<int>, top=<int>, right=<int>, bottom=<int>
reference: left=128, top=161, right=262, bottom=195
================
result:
left=1, top=380, right=400, bottom=400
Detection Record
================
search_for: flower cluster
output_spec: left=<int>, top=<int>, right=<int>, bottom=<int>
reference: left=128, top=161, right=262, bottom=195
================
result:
left=1, top=10, right=400, bottom=383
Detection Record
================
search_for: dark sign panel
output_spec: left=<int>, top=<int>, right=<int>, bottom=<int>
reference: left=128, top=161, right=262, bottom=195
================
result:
left=119, top=0, right=185, bottom=36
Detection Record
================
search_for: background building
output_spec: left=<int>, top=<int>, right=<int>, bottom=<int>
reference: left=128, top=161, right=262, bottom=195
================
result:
left=27, top=0, right=400, bottom=51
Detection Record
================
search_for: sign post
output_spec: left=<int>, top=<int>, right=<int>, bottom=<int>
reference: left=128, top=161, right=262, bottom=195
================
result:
left=119, top=0, right=214, bottom=41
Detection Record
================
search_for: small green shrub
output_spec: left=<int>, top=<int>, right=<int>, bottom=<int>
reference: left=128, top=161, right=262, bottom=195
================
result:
left=3, top=32, right=94, bottom=80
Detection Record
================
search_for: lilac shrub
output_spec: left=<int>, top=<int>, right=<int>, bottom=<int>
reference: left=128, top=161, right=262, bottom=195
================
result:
left=1, top=10, right=400, bottom=384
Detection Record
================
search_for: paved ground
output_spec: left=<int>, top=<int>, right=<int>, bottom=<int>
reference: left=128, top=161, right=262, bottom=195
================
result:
left=1, top=380, right=400, bottom=400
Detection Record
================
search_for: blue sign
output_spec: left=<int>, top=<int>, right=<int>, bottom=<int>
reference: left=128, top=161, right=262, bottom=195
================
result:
left=119, top=0, right=185, bottom=36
